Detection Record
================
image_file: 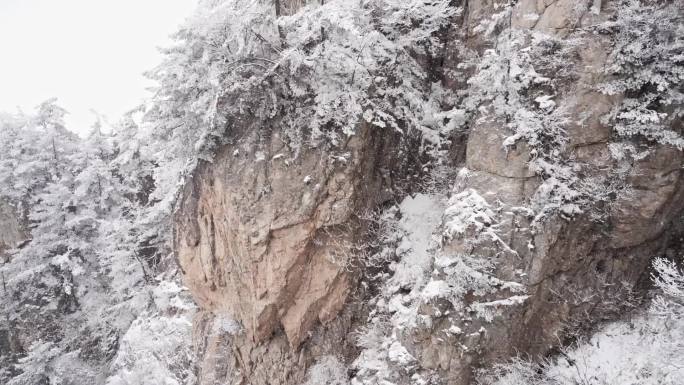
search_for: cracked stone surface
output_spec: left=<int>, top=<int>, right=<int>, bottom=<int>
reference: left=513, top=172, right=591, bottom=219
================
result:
left=176, top=125, right=367, bottom=348
left=174, top=118, right=419, bottom=384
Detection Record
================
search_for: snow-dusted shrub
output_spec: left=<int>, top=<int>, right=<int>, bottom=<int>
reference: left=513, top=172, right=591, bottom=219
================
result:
left=529, top=160, right=583, bottom=220
left=5, top=342, right=63, bottom=385
left=106, top=313, right=195, bottom=385
left=303, top=356, right=350, bottom=385
left=382, top=194, right=444, bottom=314
left=479, top=258, right=684, bottom=385
left=143, top=0, right=461, bottom=212
left=651, top=257, right=684, bottom=318
left=352, top=330, right=419, bottom=385
left=352, top=189, right=530, bottom=383
left=441, top=185, right=524, bottom=255
left=355, top=206, right=404, bottom=269
left=462, top=17, right=588, bottom=221
left=481, top=315, right=684, bottom=385
left=442, top=188, right=497, bottom=240
left=598, top=0, right=684, bottom=149
left=106, top=281, right=196, bottom=385
left=378, top=0, right=460, bottom=55
left=352, top=193, right=445, bottom=384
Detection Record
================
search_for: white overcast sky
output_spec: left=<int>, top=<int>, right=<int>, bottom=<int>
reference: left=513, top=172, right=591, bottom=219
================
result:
left=0, top=0, right=198, bottom=134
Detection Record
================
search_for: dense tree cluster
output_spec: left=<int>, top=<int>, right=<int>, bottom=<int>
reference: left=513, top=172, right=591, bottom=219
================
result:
left=0, top=99, right=195, bottom=384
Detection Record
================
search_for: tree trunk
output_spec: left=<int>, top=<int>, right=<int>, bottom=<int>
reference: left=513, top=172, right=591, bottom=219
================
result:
left=274, top=0, right=286, bottom=47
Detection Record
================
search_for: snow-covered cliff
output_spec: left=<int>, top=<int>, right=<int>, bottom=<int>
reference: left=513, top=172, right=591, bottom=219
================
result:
left=1, top=1, right=682, bottom=385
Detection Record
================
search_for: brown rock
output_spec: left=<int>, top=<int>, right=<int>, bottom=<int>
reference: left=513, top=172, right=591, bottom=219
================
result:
left=175, top=124, right=387, bottom=348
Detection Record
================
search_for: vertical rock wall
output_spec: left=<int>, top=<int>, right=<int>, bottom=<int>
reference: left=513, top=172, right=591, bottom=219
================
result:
left=174, top=121, right=425, bottom=384
left=408, top=1, right=684, bottom=384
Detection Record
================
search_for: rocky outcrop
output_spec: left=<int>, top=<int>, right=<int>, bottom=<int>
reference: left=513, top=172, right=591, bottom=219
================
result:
left=405, top=1, right=684, bottom=384
left=174, top=121, right=423, bottom=383
left=173, top=1, right=682, bottom=384
left=413, top=148, right=684, bottom=384
left=192, top=302, right=363, bottom=385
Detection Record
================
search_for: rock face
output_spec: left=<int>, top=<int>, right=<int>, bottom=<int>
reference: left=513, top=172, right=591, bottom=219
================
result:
left=174, top=122, right=421, bottom=383
left=174, top=1, right=683, bottom=384
left=406, top=1, right=684, bottom=384
left=412, top=150, right=684, bottom=384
